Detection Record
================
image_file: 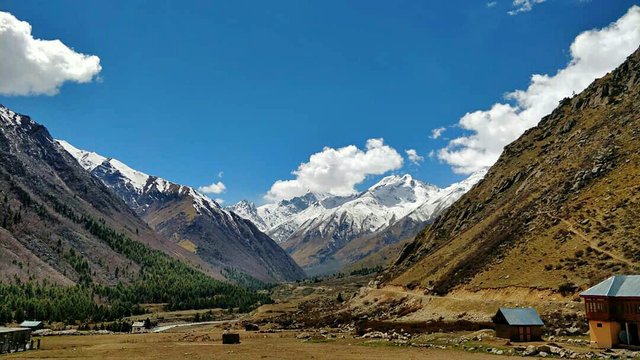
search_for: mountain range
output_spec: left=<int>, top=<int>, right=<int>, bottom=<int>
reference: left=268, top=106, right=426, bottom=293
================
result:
left=386, top=46, right=640, bottom=295
left=57, top=140, right=305, bottom=283
left=0, top=105, right=213, bottom=285
left=229, top=171, right=485, bottom=275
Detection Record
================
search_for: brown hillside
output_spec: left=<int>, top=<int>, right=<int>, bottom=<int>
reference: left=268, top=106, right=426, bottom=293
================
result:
left=386, top=46, right=640, bottom=295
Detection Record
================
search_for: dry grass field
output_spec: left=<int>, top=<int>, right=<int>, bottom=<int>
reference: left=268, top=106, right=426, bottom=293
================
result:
left=4, top=328, right=529, bottom=360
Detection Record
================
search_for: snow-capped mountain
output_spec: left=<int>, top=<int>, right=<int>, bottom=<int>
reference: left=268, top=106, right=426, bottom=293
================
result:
left=228, top=171, right=486, bottom=274
left=58, top=140, right=305, bottom=282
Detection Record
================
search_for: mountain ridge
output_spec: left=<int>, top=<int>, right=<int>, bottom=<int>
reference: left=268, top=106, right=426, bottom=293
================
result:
left=0, top=104, right=216, bottom=284
left=58, top=140, right=306, bottom=283
left=229, top=171, right=485, bottom=274
left=385, top=46, right=640, bottom=295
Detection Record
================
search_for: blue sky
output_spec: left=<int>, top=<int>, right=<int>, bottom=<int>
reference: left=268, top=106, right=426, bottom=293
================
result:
left=0, top=0, right=639, bottom=204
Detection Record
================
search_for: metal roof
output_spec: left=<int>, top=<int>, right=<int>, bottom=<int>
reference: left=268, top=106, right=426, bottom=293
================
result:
left=19, top=321, right=42, bottom=327
left=0, top=327, right=30, bottom=334
left=580, top=275, right=640, bottom=297
left=132, top=321, right=145, bottom=327
left=497, top=307, right=544, bottom=326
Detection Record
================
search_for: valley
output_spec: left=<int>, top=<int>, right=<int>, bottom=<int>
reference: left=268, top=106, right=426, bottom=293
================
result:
left=1, top=3, right=640, bottom=359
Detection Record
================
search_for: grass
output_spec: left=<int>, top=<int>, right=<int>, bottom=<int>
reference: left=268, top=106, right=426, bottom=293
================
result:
left=4, top=328, right=533, bottom=360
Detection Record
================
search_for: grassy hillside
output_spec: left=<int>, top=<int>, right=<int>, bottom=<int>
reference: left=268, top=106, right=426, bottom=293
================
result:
left=386, top=46, right=640, bottom=295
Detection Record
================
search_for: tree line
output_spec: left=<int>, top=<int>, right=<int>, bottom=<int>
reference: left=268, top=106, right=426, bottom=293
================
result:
left=0, top=183, right=274, bottom=326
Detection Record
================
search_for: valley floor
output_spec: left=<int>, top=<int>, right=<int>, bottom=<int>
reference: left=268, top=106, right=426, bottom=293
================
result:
left=4, top=327, right=530, bottom=360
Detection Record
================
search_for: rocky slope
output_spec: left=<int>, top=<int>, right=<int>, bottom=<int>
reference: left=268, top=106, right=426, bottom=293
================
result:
left=230, top=173, right=484, bottom=275
left=58, top=141, right=305, bottom=283
left=0, top=105, right=213, bottom=285
left=386, top=46, right=640, bottom=295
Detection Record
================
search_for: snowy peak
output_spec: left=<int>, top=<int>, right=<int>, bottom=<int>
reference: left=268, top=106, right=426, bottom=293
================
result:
left=229, top=171, right=486, bottom=273
left=230, top=171, right=485, bottom=252
left=363, top=173, right=438, bottom=207
left=57, top=140, right=107, bottom=171
left=0, top=105, right=38, bottom=130
left=0, top=105, right=25, bottom=126
left=58, top=140, right=151, bottom=193
left=57, top=139, right=224, bottom=216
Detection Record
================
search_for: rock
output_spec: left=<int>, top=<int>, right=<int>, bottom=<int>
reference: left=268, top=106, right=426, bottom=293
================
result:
left=549, top=346, right=563, bottom=354
left=296, top=332, right=311, bottom=340
left=566, top=326, right=580, bottom=334
left=524, top=345, right=538, bottom=356
left=539, top=351, right=549, bottom=357
left=537, top=345, right=551, bottom=353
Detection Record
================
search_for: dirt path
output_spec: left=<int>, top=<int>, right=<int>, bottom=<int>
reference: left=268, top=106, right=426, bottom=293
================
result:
left=152, top=320, right=238, bottom=333
left=539, top=211, right=634, bottom=267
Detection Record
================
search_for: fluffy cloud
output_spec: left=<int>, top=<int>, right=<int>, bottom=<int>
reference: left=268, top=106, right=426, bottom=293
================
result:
left=508, top=0, right=545, bottom=15
left=430, top=127, right=446, bottom=139
left=0, top=11, right=102, bottom=96
left=439, top=5, right=640, bottom=174
left=405, top=149, right=424, bottom=165
left=215, top=198, right=225, bottom=205
left=487, top=2, right=498, bottom=9
left=266, top=138, right=403, bottom=201
left=198, top=181, right=226, bottom=194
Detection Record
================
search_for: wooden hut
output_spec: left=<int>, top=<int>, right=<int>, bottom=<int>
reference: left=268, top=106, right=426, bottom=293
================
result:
left=131, top=321, right=146, bottom=334
left=222, top=333, right=240, bottom=344
left=493, top=307, right=544, bottom=342
left=0, top=327, right=32, bottom=353
left=580, top=275, right=640, bottom=348
left=19, top=321, right=43, bottom=330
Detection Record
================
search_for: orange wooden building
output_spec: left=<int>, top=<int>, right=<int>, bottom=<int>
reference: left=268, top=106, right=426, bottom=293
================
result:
left=580, top=275, right=640, bottom=348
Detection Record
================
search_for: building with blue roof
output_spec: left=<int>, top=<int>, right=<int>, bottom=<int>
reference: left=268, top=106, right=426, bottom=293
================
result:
left=493, top=307, right=544, bottom=341
left=580, top=275, right=640, bottom=348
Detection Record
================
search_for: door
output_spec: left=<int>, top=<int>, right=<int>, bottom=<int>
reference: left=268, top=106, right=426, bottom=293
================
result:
left=526, top=326, right=532, bottom=341
left=518, top=326, right=524, bottom=341
left=630, top=323, right=639, bottom=345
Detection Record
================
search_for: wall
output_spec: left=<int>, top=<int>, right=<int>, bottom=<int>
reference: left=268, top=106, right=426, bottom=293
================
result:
left=588, top=320, right=621, bottom=349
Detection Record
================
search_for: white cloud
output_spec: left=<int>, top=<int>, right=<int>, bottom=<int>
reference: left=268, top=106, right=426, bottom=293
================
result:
left=215, top=198, right=225, bottom=205
left=0, top=11, right=102, bottom=96
left=508, top=0, right=545, bottom=15
left=266, top=138, right=403, bottom=201
left=198, top=181, right=226, bottom=194
left=439, top=5, right=640, bottom=174
left=487, top=1, right=498, bottom=8
left=405, top=149, right=424, bottom=165
left=217, top=171, right=224, bottom=178
left=430, top=127, right=446, bottom=139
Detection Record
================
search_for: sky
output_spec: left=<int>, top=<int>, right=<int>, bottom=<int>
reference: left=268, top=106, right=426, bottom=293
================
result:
left=0, top=1, right=639, bottom=205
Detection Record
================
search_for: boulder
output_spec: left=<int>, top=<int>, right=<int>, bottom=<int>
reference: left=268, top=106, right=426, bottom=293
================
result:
left=523, top=345, right=538, bottom=356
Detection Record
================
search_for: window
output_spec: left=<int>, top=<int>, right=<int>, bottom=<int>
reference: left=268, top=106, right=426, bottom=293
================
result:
left=597, top=323, right=603, bottom=328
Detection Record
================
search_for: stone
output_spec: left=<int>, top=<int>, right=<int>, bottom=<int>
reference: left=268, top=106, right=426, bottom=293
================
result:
left=524, top=345, right=538, bottom=356
left=537, top=345, right=551, bottom=353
